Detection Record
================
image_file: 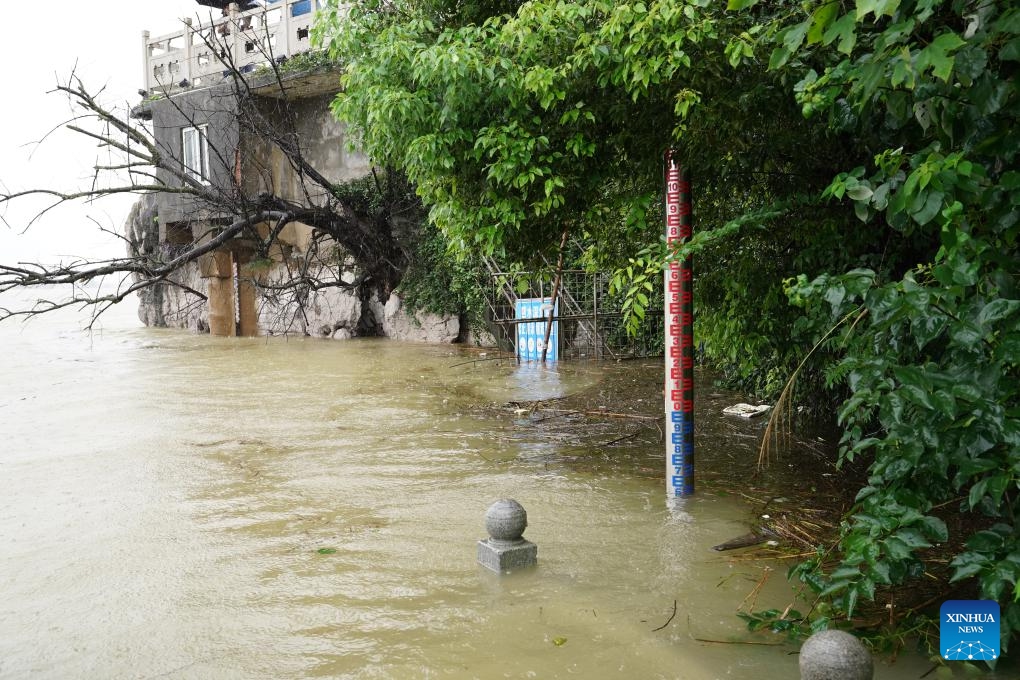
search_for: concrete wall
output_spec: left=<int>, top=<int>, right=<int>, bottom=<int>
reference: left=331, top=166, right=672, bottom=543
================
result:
left=144, top=85, right=241, bottom=227
left=242, top=92, right=371, bottom=205
left=128, top=76, right=470, bottom=344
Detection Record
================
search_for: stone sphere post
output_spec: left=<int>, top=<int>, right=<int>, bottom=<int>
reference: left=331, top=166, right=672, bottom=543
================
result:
left=799, top=629, right=874, bottom=680
left=477, top=499, right=537, bottom=573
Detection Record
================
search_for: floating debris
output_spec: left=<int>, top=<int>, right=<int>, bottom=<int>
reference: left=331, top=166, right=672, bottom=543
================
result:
left=711, top=531, right=769, bottom=551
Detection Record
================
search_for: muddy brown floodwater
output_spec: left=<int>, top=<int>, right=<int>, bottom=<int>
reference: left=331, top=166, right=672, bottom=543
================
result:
left=0, top=299, right=1009, bottom=679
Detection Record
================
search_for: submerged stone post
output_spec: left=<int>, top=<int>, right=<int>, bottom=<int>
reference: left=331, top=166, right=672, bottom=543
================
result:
left=477, top=499, right=537, bottom=573
left=799, top=629, right=873, bottom=680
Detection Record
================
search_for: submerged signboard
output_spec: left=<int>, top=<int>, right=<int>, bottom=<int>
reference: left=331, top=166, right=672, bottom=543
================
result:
left=515, top=298, right=558, bottom=361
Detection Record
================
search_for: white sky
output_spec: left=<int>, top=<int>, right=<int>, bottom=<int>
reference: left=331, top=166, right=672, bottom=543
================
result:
left=0, top=1, right=225, bottom=263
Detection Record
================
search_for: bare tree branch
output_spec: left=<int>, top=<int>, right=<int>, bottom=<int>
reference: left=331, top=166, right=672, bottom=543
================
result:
left=0, top=10, right=424, bottom=335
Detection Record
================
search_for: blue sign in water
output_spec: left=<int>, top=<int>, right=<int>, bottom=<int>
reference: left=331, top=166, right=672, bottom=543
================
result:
left=940, top=600, right=1000, bottom=661
left=515, top=298, right=558, bottom=361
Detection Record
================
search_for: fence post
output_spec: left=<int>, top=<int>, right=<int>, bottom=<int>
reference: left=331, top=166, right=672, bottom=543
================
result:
left=664, top=150, right=694, bottom=496
left=593, top=275, right=599, bottom=360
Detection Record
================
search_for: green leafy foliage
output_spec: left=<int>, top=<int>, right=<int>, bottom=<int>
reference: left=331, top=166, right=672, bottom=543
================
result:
left=315, top=0, right=743, bottom=269
left=314, top=0, right=1020, bottom=650
left=396, top=221, right=489, bottom=329
left=758, top=0, right=1020, bottom=654
left=254, top=48, right=336, bottom=78
left=737, top=608, right=813, bottom=639
left=323, top=0, right=868, bottom=395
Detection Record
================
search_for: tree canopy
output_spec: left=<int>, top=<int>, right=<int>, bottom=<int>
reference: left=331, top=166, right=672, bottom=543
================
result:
left=315, top=0, right=1020, bottom=652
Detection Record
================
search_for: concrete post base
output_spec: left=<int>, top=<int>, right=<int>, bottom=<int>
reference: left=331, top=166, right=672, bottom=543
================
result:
left=477, top=538, right=537, bottom=573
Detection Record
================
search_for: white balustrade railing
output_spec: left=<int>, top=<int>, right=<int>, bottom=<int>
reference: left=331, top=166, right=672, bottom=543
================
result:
left=142, top=0, right=326, bottom=94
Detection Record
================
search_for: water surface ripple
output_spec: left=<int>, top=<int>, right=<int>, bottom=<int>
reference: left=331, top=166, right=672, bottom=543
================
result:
left=0, top=300, right=949, bottom=679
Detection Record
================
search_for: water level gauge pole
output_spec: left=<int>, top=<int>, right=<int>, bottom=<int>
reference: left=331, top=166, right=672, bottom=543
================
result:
left=664, top=150, right=694, bottom=496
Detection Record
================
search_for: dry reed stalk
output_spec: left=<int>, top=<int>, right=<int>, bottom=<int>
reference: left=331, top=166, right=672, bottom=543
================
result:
left=722, top=550, right=817, bottom=562
left=757, top=307, right=868, bottom=468
left=738, top=566, right=773, bottom=613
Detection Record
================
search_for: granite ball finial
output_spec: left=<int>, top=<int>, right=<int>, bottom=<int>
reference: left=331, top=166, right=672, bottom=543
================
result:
left=799, top=629, right=873, bottom=680
left=485, top=498, right=528, bottom=543
left=477, top=499, right=537, bottom=573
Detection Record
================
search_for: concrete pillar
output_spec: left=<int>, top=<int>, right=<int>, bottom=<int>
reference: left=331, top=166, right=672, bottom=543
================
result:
left=142, top=31, right=150, bottom=93
left=228, top=2, right=242, bottom=66
left=280, top=0, right=292, bottom=56
left=183, top=18, right=194, bottom=85
left=237, top=257, right=259, bottom=338
left=206, top=251, right=237, bottom=337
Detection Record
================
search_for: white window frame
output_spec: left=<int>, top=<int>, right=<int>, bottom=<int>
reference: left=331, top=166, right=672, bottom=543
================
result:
left=181, top=124, right=210, bottom=184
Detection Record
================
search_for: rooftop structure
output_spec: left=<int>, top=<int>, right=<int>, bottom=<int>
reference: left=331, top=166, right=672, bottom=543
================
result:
left=142, top=0, right=324, bottom=94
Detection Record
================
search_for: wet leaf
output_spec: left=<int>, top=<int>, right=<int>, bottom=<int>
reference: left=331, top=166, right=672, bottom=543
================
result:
left=317, top=547, right=338, bottom=554
left=552, top=636, right=568, bottom=646
left=807, top=3, right=838, bottom=45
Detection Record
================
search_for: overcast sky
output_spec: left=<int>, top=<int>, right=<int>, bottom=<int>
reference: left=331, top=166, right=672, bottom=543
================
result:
left=0, top=1, right=227, bottom=262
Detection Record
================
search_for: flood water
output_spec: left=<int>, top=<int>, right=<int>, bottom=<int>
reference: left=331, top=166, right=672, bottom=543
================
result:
left=0, top=294, right=997, bottom=679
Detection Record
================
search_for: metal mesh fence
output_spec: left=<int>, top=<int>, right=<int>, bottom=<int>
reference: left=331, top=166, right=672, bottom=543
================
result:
left=485, top=268, right=663, bottom=361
